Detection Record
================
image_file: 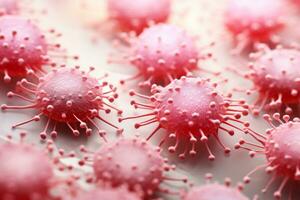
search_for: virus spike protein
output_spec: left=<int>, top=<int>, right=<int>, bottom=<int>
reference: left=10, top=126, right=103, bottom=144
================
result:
left=120, top=76, right=249, bottom=160
left=235, top=113, right=300, bottom=199
left=1, top=66, right=123, bottom=140
left=107, top=0, right=171, bottom=33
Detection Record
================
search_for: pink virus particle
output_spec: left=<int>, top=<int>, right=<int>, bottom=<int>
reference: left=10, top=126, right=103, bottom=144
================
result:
left=0, top=0, right=19, bottom=15
left=235, top=113, right=300, bottom=199
left=115, top=24, right=214, bottom=87
left=107, top=0, right=171, bottom=33
left=1, top=66, right=123, bottom=140
left=184, top=184, right=248, bottom=200
left=0, top=15, right=76, bottom=83
left=78, top=138, right=187, bottom=198
left=225, top=0, right=285, bottom=52
left=72, top=187, right=141, bottom=200
left=233, top=45, right=300, bottom=115
left=120, top=76, right=249, bottom=160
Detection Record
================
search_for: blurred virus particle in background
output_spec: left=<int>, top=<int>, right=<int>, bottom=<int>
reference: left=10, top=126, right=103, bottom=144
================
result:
left=232, top=45, right=300, bottom=115
left=182, top=173, right=248, bottom=200
left=0, top=15, right=76, bottom=83
left=78, top=138, right=188, bottom=198
left=0, top=133, right=77, bottom=200
left=235, top=113, right=300, bottom=199
left=71, top=187, right=141, bottom=200
left=120, top=76, right=249, bottom=160
left=107, top=0, right=171, bottom=34
left=1, top=66, right=123, bottom=140
left=113, top=23, right=215, bottom=87
left=225, top=0, right=285, bottom=53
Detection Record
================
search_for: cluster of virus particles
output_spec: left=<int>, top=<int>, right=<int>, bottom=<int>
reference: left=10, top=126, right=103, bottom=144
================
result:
left=2, top=0, right=300, bottom=199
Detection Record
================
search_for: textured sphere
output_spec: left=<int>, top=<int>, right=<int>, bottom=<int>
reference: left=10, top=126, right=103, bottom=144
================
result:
left=250, top=48, right=300, bottom=104
left=0, top=16, right=47, bottom=78
left=265, top=122, right=300, bottom=180
left=154, top=77, right=225, bottom=137
left=93, top=138, right=164, bottom=196
left=0, top=0, right=19, bottom=15
left=73, top=188, right=141, bottom=200
left=108, top=0, right=171, bottom=32
left=225, top=0, right=284, bottom=41
left=0, top=143, right=53, bottom=200
left=131, top=24, right=198, bottom=85
left=184, top=184, right=248, bottom=200
left=36, top=68, right=103, bottom=123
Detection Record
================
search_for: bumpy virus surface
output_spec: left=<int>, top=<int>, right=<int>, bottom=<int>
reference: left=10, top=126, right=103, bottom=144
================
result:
left=239, top=45, right=300, bottom=115
left=1, top=66, right=123, bottom=139
left=0, top=135, right=55, bottom=200
left=115, top=23, right=214, bottom=87
left=225, top=0, right=285, bottom=52
left=0, top=0, right=19, bottom=15
left=78, top=138, right=187, bottom=198
left=107, top=0, right=171, bottom=33
left=72, top=187, right=141, bottom=200
left=120, top=77, right=249, bottom=160
left=236, top=113, right=300, bottom=199
left=183, top=184, right=248, bottom=200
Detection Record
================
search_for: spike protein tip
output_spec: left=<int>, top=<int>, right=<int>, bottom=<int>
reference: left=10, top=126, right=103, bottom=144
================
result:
left=0, top=15, right=78, bottom=83
left=225, top=0, right=285, bottom=53
left=1, top=66, right=123, bottom=140
left=107, top=0, right=171, bottom=33
left=112, top=23, right=215, bottom=87
left=77, top=138, right=188, bottom=198
left=235, top=113, right=300, bottom=199
left=232, top=45, right=300, bottom=115
left=120, top=76, right=249, bottom=160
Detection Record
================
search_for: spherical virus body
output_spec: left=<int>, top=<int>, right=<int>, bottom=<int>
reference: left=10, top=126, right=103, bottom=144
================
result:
left=126, top=23, right=199, bottom=87
left=225, top=0, right=285, bottom=50
left=73, top=188, right=141, bottom=200
left=121, top=77, right=249, bottom=159
left=1, top=66, right=123, bottom=139
left=78, top=138, right=185, bottom=197
left=92, top=138, right=165, bottom=197
left=107, top=0, right=171, bottom=33
left=246, top=46, right=300, bottom=114
left=184, top=184, right=248, bottom=200
left=0, top=15, right=48, bottom=82
left=236, top=114, right=300, bottom=199
left=0, top=0, right=19, bottom=15
left=0, top=142, right=53, bottom=200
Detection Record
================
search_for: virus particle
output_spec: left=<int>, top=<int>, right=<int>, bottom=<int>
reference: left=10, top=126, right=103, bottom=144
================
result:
left=183, top=184, right=248, bottom=200
left=120, top=76, right=249, bottom=160
left=0, top=0, right=19, bottom=15
left=117, top=24, right=214, bottom=87
left=78, top=138, right=187, bottom=198
left=225, top=0, right=285, bottom=52
left=0, top=139, right=53, bottom=200
left=237, top=45, right=300, bottom=115
left=72, top=187, right=141, bottom=200
left=1, top=66, right=123, bottom=140
left=107, top=0, right=171, bottom=33
left=0, top=15, right=77, bottom=83
left=235, top=113, right=300, bottom=199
